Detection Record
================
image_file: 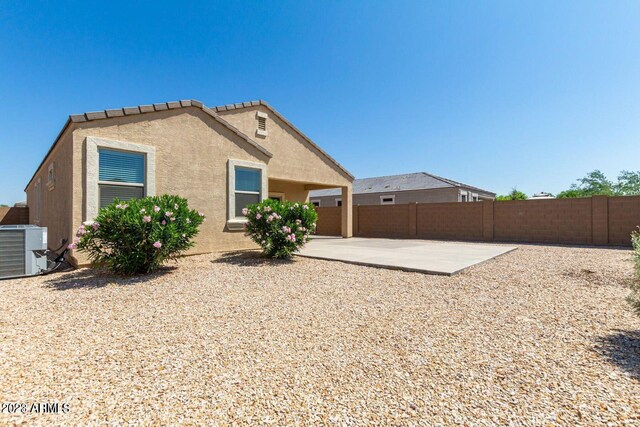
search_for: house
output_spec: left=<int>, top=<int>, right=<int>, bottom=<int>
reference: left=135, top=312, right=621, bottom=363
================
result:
left=309, top=172, right=494, bottom=207
left=25, top=100, right=354, bottom=265
left=531, top=192, right=555, bottom=200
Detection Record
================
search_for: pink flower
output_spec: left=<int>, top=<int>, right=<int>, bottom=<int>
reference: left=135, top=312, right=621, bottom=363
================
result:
left=143, top=215, right=151, bottom=223
left=154, top=206, right=161, bottom=212
left=256, top=213, right=262, bottom=220
left=198, top=212, right=205, bottom=217
left=161, top=220, right=167, bottom=225
left=153, top=241, right=162, bottom=248
left=242, top=208, right=248, bottom=216
left=290, top=234, right=296, bottom=242
left=303, top=205, right=309, bottom=210
left=140, top=208, right=146, bottom=213
left=67, top=243, right=77, bottom=250
left=92, top=222, right=100, bottom=230
left=165, top=211, right=173, bottom=217
left=170, top=217, right=176, bottom=221
left=73, top=236, right=81, bottom=244
left=296, top=219, right=302, bottom=224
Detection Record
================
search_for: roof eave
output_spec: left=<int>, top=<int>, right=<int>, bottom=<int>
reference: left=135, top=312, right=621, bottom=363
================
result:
left=215, top=100, right=355, bottom=181
left=24, top=99, right=274, bottom=191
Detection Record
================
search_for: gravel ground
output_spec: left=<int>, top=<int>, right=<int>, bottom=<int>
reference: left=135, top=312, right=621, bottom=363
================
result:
left=1, top=244, right=639, bottom=426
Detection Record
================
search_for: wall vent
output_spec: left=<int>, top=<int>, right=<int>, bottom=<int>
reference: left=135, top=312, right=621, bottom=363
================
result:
left=256, top=111, right=268, bottom=136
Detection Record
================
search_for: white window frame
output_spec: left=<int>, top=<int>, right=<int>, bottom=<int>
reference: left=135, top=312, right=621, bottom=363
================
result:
left=269, top=191, right=285, bottom=201
left=380, top=195, right=395, bottom=205
left=335, top=198, right=342, bottom=207
left=227, top=159, right=268, bottom=230
left=256, top=111, right=268, bottom=137
left=472, top=193, right=479, bottom=202
left=85, top=137, right=155, bottom=221
left=460, top=191, right=468, bottom=202
left=310, top=199, right=321, bottom=207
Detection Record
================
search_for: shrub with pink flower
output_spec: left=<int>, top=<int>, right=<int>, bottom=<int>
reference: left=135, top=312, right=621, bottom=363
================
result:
left=73, top=195, right=204, bottom=274
left=243, top=199, right=317, bottom=258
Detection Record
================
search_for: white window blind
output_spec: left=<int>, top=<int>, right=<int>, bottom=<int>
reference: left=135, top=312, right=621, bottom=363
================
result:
left=98, top=149, right=145, bottom=208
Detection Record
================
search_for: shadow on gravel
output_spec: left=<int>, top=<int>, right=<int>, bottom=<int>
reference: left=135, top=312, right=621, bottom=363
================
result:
left=44, top=266, right=177, bottom=291
left=212, top=250, right=295, bottom=267
left=594, top=329, right=640, bottom=379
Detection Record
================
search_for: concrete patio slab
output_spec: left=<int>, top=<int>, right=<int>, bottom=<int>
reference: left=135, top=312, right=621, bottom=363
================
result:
left=297, top=237, right=518, bottom=275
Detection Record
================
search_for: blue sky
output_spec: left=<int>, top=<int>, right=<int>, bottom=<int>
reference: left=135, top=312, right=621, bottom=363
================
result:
left=1, top=1, right=639, bottom=204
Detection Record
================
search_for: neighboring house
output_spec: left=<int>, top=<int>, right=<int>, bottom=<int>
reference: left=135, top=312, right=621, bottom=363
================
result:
left=531, top=192, right=555, bottom=200
left=309, top=172, right=494, bottom=207
left=25, top=99, right=354, bottom=265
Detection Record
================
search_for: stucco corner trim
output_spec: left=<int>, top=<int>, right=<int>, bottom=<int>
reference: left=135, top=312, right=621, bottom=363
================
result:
left=227, top=158, right=268, bottom=231
left=85, top=136, right=156, bottom=221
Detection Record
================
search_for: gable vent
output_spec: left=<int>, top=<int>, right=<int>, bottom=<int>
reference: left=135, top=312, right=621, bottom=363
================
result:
left=256, top=111, right=268, bottom=136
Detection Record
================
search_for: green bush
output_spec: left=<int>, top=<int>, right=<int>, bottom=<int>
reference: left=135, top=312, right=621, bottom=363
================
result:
left=243, top=199, right=317, bottom=258
left=627, top=227, right=640, bottom=317
left=71, top=195, right=204, bottom=275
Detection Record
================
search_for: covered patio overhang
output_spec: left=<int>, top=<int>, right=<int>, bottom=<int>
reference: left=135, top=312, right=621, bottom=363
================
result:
left=268, top=177, right=352, bottom=238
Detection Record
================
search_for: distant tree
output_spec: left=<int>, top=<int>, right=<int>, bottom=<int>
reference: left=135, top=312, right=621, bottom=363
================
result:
left=496, top=188, right=528, bottom=200
left=556, top=189, right=588, bottom=199
left=557, top=169, right=640, bottom=198
left=616, top=170, right=640, bottom=196
left=0, top=204, right=8, bottom=207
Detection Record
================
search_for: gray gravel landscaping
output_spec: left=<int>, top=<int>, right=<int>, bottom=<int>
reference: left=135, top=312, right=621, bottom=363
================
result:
left=1, top=244, right=639, bottom=425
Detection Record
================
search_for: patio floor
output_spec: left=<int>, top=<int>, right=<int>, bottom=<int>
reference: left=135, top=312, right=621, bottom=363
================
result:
left=297, top=236, right=518, bottom=275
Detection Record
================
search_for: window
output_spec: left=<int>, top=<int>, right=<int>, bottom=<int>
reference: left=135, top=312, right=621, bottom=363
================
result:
left=460, top=192, right=467, bottom=202
left=380, top=195, right=395, bottom=205
left=472, top=193, right=478, bottom=202
left=47, top=162, right=55, bottom=190
left=269, top=192, right=285, bottom=202
left=335, top=198, right=342, bottom=207
left=86, top=137, right=155, bottom=221
left=311, top=200, right=320, bottom=207
left=234, top=167, right=261, bottom=217
left=98, top=149, right=145, bottom=208
left=227, top=159, right=268, bottom=229
left=256, top=111, right=268, bottom=137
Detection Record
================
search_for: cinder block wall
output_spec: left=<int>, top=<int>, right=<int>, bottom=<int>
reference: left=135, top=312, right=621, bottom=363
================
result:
left=314, top=207, right=342, bottom=236
left=0, top=207, right=29, bottom=225
left=315, top=195, right=640, bottom=246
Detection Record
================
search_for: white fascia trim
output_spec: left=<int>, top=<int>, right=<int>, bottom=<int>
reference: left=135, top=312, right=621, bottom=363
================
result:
left=227, top=158, right=268, bottom=231
left=85, top=136, right=156, bottom=221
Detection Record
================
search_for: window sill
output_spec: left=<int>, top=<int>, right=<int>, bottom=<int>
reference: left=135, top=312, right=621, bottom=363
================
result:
left=226, top=219, right=248, bottom=231
left=256, top=129, right=268, bottom=137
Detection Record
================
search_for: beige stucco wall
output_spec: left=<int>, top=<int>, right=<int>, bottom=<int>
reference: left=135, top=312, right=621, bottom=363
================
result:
left=25, top=105, right=353, bottom=266
left=66, top=108, right=272, bottom=264
left=25, top=129, right=74, bottom=252
left=268, top=179, right=310, bottom=203
left=219, top=106, right=352, bottom=188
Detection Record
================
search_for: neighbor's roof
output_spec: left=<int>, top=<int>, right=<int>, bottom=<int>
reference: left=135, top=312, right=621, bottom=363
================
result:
left=26, top=99, right=353, bottom=190
left=309, top=172, right=495, bottom=197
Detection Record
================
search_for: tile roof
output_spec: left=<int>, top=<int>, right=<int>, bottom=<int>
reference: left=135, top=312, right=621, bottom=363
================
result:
left=26, top=99, right=354, bottom=190
left=309, top=172, right=495, bottom=197
left=212, top=100, right=353, bottom=180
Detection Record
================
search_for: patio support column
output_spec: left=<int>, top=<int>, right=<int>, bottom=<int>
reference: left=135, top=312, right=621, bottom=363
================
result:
left=341, top=185, right=353, bottom=238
